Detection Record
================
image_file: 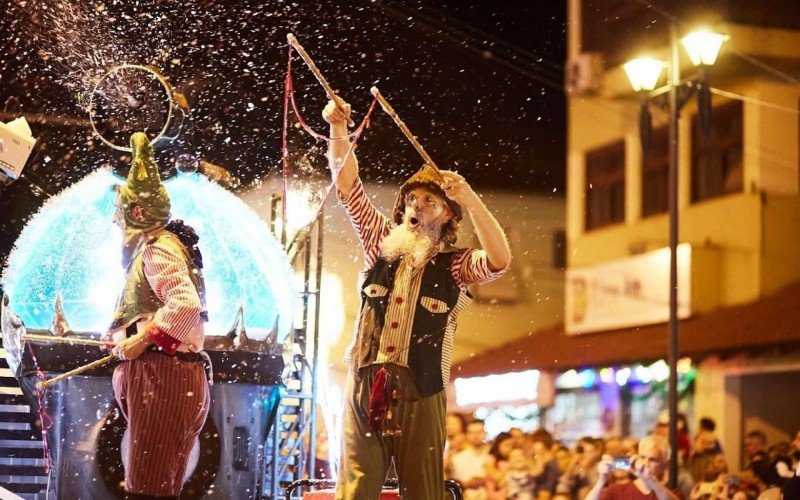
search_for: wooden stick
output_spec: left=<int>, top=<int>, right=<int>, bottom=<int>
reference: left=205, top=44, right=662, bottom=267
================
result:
left=22, top=334, right=115, bottom=347
left=287, top=33, right=355, bottom=127
left=40, top=355, right=117, bottom=389
left=370, top=87, right=443, bottom=179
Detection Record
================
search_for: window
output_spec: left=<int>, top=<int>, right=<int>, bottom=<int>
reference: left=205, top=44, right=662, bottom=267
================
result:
left=691, top=100, right=744, bottom=203
left=585, top=140, right=625, bottom=230
left=642, top=126, right=669, bottom=217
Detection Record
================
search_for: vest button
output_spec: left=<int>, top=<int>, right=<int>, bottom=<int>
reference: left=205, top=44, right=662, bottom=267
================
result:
left=390, top=321, right=399, bottom=329
left=395, top=297, right=403, bottom=304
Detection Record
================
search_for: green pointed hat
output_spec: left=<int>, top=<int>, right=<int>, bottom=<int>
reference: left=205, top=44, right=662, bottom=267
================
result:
left=118, top=132, right=171, bottom=229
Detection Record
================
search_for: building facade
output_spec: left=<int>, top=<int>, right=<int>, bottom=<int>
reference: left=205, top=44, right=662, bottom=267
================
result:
left=565, top=0, right=800, bottom=469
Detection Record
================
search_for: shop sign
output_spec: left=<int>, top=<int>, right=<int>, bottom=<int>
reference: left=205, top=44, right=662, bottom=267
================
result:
left=566, top=244, right=691, bottom=335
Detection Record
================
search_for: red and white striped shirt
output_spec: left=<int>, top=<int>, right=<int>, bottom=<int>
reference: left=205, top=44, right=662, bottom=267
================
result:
left=340, top=179, right=507, bottom=370
left=141, top=242, right=205, bottom=352
left=340, top=179, right=505, bottom=286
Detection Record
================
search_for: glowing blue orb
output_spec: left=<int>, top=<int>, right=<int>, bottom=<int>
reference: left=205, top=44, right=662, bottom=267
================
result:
left=2, top=168, right=294, bottom=342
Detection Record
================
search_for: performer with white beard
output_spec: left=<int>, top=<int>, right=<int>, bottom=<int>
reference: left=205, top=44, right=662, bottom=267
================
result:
left=324, top=100, right=512, bottom=499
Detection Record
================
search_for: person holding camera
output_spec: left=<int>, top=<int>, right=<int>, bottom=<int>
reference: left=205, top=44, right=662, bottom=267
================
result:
left=585, top=435, right=682, bottom=500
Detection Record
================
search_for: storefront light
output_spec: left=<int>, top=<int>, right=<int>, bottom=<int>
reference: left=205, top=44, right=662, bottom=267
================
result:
left=556, top=369, right=581, bottom=389
left=616, top=367, right=632, bottom=386
left=634, top=364, right=652, bottom=383
left=454, top=370, right=540, bottom=407
left=677, top=357, right=693, bottom=374
left=599, top=367, right=615, bottom=384
left=650, top=359, right=670, bottom=382
left=580, top=369, right=597, bottom=388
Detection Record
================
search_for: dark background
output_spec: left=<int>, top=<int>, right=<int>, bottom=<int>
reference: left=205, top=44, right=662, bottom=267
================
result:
left=0, top=0, right=567, bottom=267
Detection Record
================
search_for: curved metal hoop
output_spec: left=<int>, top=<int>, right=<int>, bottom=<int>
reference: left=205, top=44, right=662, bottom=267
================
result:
left=87, top=64, right=176, bottom=152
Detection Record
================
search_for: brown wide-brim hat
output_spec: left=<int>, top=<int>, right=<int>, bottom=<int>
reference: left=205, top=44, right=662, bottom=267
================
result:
left=392, top=164, right=463, bottom=224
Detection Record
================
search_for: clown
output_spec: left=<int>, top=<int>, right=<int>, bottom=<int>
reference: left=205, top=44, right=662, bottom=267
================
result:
left=106, top=132, right=210, bottom=500
left=324, top=100, right=512, bottom=499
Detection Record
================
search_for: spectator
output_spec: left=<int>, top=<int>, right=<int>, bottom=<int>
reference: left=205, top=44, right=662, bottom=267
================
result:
left=531, top=429, right=560, bottom=500
left=557, top=437, right=603, bottom=499
left=510, top=427, right=526, bottom=449
left=504, top=447, right=537, bottom=500
left=445, top=412, right=468, bottom=477
left=744, top=430, right=769, bottom=466
left=554, top=446, right=572, bottom=476
left=486, top=432, right=515, bottom=498
left=677, top=414, right=693, bottom=463
left=737, top=430, right=769, bottom=488
left=605, top=438, right=623, bottom=458
left=447, top=413, right=468, bottom=455
left=450, top=420, right=491, bottom=500
left=687, top=450, right=740, bottom=500
left=585, top=435, right=682, bottom=500
left=792, top=429, right=800, bottom=459
left=769, top=441, right=793, bottom=487
left=622, top=437, right=640, bottom=456
left=781, top=459, right=800, bottom=499
left=694, top=418, right=722, bottom=455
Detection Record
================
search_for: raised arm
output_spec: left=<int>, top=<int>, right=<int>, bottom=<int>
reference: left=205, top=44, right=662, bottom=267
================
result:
left=324, top=99, right=358, bottom=197
left=322, top=99, right=390, bottom=267
left=440, top=170, right=511, bottom=272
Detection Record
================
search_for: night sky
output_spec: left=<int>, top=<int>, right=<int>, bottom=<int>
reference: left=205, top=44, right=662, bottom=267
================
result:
left=0, top=0, right=566, bottom=266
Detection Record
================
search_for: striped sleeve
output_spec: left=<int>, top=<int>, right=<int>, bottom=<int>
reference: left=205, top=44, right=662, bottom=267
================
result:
left=451, top=248, right=509, bottom=289
left=142, top=243, right=203, bottom=345
left=338, top=179, right=391, bottom=269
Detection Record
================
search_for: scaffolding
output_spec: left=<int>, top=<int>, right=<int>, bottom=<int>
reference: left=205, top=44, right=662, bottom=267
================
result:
left=261, top=194, right=323, bottom=499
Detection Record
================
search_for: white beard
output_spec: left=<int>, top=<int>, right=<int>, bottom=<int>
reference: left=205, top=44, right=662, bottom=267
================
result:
left=379, top=222, right=436, bottom=268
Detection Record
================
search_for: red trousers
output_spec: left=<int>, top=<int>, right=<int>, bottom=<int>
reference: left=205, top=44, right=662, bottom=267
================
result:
left=112, top=351, right=210, bottom=497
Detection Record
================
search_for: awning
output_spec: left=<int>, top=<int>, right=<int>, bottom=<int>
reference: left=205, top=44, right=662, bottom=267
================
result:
left=453, top=280, right=800, bottom=378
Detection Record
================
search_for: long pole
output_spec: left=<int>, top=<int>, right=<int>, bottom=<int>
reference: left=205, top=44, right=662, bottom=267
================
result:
left=40, top=355, right=116, bottom=389
left=287, top=34, right=355, bottom=127
left=667, top=21, right=680, bottom=490
left=370, top=87, right=443, bottom=178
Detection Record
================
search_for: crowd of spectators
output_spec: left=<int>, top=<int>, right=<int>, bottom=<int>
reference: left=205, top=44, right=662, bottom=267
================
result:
left=444, top=413, right=800, bottom=500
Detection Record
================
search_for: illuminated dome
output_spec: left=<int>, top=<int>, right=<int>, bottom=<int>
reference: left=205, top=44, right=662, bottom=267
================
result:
left=1, top=168, right=294, bottom=342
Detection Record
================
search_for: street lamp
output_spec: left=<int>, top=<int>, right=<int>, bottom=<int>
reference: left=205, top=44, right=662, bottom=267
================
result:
left=623, top=58, right=665, bottom=92
left=624, top=27, right=726, bottom=489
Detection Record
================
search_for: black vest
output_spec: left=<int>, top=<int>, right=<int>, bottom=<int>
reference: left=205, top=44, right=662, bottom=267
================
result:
left=357, top=251, right=465, bottom=397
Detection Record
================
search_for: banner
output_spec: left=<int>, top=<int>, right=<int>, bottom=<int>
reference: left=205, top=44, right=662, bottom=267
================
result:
left=566, top=244, right=691, bottom=335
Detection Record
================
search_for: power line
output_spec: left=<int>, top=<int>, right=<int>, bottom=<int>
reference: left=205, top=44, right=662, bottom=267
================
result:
left=400, top=0, right=565, bottom=74
left=373, top=0, right=566, bottom=91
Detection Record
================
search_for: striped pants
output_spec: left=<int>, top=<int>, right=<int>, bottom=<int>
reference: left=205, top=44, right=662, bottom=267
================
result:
left=112, top=351, right=210, bottom=497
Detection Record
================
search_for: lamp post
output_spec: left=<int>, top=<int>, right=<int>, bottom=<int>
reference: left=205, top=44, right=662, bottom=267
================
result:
left=624, top=26, right=726, bottom=489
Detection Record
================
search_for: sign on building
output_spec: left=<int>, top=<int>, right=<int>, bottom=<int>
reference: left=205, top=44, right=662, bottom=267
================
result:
left=566, top=244, right=691, bottom=335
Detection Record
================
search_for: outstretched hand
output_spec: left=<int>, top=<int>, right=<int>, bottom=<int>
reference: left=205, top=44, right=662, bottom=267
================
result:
left=439, top=170, right=479, bottom=209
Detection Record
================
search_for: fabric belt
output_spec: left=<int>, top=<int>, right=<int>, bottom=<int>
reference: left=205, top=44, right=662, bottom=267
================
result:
left=145, top=344, right=203, bottom=362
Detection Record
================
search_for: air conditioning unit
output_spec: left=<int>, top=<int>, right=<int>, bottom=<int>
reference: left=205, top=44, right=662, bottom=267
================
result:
left=565, top=52, right=605, bottom=96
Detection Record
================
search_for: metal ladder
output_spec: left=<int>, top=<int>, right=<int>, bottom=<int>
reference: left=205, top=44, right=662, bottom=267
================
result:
left=0, top=337, right=48, bottom=499
left=261, top=200, right=323, bottom=499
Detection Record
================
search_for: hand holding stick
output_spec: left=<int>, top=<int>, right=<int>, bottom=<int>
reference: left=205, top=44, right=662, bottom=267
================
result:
left=287, top=33, right=355, bottom=127
left=370, top=86, right=443, bottom=181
